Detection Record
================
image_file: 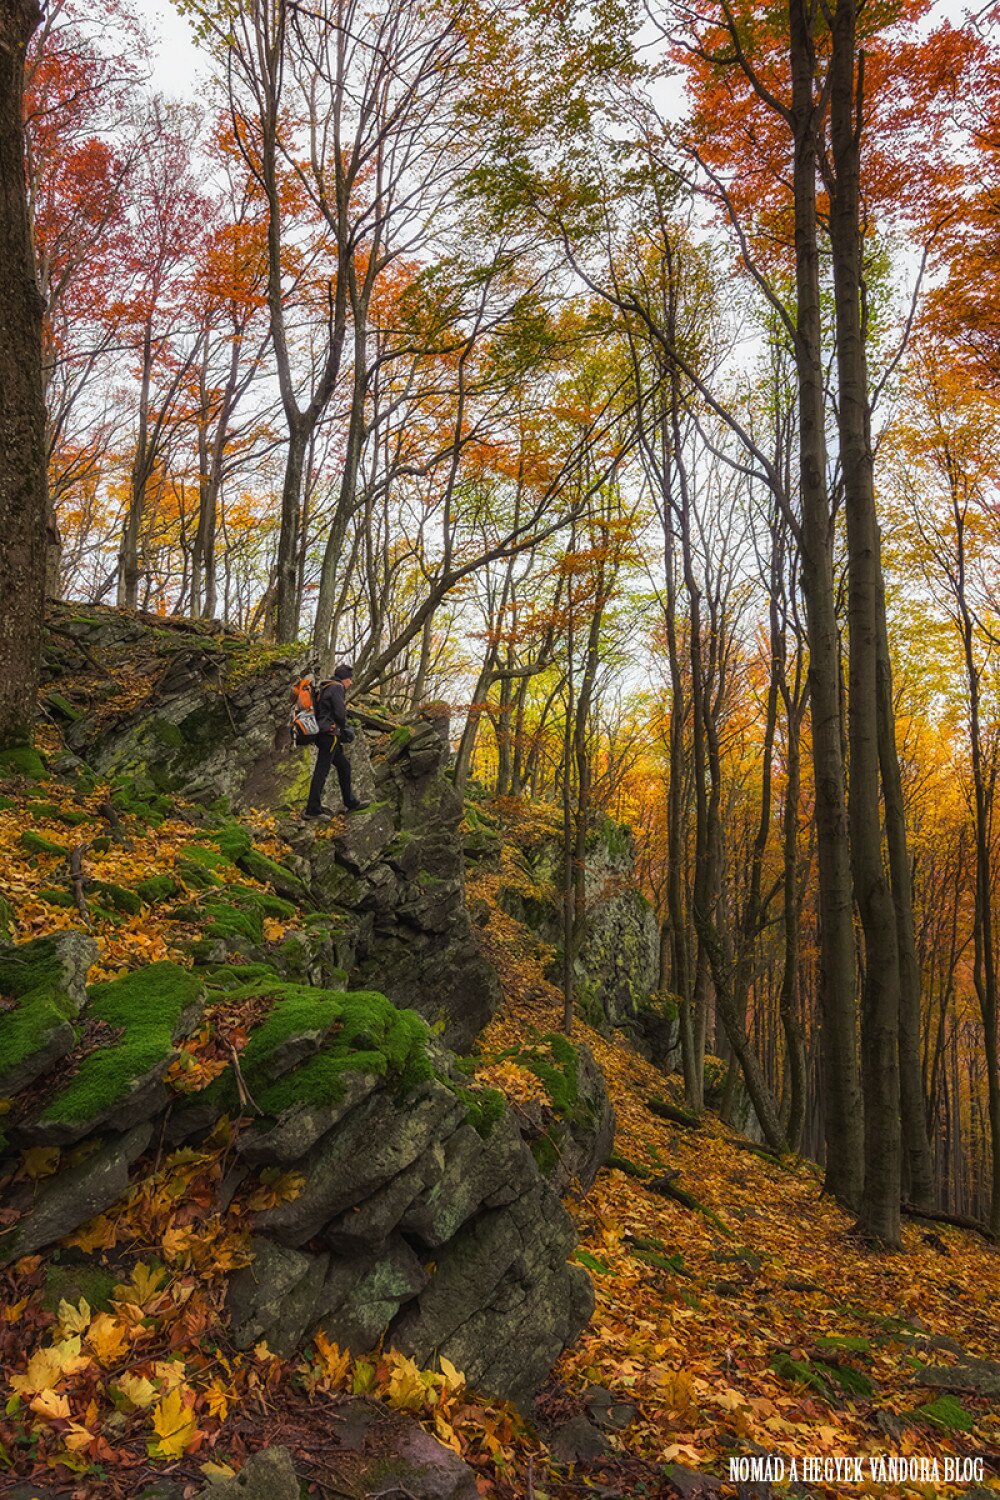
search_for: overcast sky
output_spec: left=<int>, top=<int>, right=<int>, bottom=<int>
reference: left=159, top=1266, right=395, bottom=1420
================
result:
left=135, top=0, right=205, bottom=96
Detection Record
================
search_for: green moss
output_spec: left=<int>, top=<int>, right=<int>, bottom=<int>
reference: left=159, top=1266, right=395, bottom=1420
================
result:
left=90, top=835, right=111, bottom=853
left=20, top=830, right=69, bottom=859
left=110, top=782, right=171, bottom=826
left=91, top=881, right=143, bottom=916
left=236, top=847, right=308, bottom=900
left=25, top=801, right=90, bottom=828
left=176, top=857, right=223, bottom=890
left=136, top=874, right=180, bottom=904
left=608, top=1153, right=652, bottom=1179
left=449, top=1083, right=507, bottom=1138
left=916, top=1395, right=973, bottom=1432
left=389, top=725, right=413, bottom=751
left=204, top=962, right=279, bottom=990
left=0, top=893, right=14, bottom=941
left=150, top=717, right=184, bottom=750
left=210, top=981, right=434, bottom=1118
left=0, top=795, right=14, bottom=811
left=0, top=746, right=47, bottom=780
left=212, top=823, right=252, bottom=861
left=39, top=962, right=203, bottom=1125
left=501, top=1031, right=584, bottom=1122
left=44, top=691, right=82, bottom=723
left=42, top=1262, right=117, bottom=1315
left=181, top=843, right=231, bottom=872
left=0, top=936, right=83, bottom=1086
left=37, top=888, right=75, bottom=908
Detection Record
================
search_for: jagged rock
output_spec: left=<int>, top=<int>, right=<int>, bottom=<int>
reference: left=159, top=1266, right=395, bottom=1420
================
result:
left=916, top=1359, right=1000, bottom=1397
left=334, top=802, right=397, bottom=873
left=565, top=1042, right=616, bottom=1192
left=393, top=1180, right=594, bottom=1406
left=359, top=919, right=500, bottom=1052
left=237, top=1069, right=383, bottom=1165
left=255, top=1080, right=465, bottom=1246
left=549, top=1412, right=611, bottom=1462
left=0, top=931, right=96, bottom=1097
left=317, top=1236, right=428, bottom=1351
left=227, top=1238, right=330, bottom=1357
left=584, top=1384, right=639, bottom=1430
left=317, top=1398, right=480, bottom=1500
left=198, top=1446, right=300, bottom=1500
left=0, top=1122, right=152, bottom=1265
left=400, top=1112, right=537, bottom=1246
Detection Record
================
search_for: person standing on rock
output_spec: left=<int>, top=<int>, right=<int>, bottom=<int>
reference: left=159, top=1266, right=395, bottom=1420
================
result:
left=304, top=664, right=370, bottom=820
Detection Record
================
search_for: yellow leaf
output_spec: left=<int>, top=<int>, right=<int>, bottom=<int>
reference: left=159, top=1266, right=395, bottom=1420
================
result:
left=434, top=1410, right=462, bottom=1453
left=203, top=1376, right=231, bottom=1421
left=4, top=1296, right=28, bottom=1325
left=58, top=1297, right=92, bottom=1335
left=63, top=1420, right=95, bottom=1452
left=152, top=1359, right=187, bottom=1389
left=438, top=1355, right=465, bottom=1392
left=87, top=1312, right=129, bottom=1365
left=148, top=1387, right=201, bottom=1459
left=11, top=1336, right=90, bottom=1395
left=115, top=1261, right=167, bottom=1307
left=313, top=1331, right=351, bottom=1388
left=253, top=1341, right=275, bottom=1362
left=30, top=1389, right=71, bottom=1421
left=200, top=1460, right=236, bottom=1479
left=386, top=1353, right=427, bottom=1413
left=23, top=1145, right=60, bottom=1180
left=114, top=1374, right=158, bottom=1411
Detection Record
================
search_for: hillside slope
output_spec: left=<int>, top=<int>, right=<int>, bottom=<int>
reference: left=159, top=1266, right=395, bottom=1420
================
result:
left=0, top=607, right=996, bottom=1500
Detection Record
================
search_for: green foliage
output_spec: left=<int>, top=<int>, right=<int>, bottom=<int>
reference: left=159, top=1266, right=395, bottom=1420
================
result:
left=91, top=881, right=143, bottom=916
left=608, top=1153, right=652, bottom=1179
left=36, top=888, right=75, bottom=908
left=574, top=1248, right=612, bottom=1275
left=42, top=1262, right=117, bottom=1315
left=25, top=801, right=88, bottom=826
left=39, top=962, right=203, bottom=1125
left=448, top=1082, right=507, bottom=1138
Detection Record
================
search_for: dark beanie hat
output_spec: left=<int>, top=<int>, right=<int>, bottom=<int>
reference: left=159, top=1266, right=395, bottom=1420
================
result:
left=334, top=663, right=354, bottom=681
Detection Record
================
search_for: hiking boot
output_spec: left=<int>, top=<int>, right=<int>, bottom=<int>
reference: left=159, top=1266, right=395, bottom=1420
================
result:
left=303, top=808, right=333, bottom=820
left=346, top=799, right=371, bottom=813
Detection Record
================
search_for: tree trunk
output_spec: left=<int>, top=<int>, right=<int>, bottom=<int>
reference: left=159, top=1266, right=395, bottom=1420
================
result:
left=830, top=0, right=901, bottom=1245
left=0, top=0, right=47, bottom=749
left=788, top=0, right=864, bottom=1207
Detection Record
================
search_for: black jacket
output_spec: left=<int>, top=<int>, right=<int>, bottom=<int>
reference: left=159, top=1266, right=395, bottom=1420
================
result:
left=315, top=679, right=348, bottom=735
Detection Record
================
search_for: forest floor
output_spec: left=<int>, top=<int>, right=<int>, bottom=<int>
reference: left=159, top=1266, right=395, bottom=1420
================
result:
left=0, top=739, right=997, bottom=1499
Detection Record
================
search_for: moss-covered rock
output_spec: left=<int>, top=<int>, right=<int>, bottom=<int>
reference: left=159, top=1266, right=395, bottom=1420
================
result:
left=91, top=880, right=143, bottom=916
left=0, top=745, right=47, bottom=780
left=136, top=873, right=180, bottom=904
left=25, top=962, right=204, bottom=1142
left=19, top=830, right=69, bottom=859
left=0, top=932, right=96, bottom=1096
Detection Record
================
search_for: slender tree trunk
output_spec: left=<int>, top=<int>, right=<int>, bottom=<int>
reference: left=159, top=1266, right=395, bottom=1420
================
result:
left=0, top=0, right=46, bottom=748
left=830, top=0, right=900, bottom=1245
left=789, top=0, right=864, bottom=1206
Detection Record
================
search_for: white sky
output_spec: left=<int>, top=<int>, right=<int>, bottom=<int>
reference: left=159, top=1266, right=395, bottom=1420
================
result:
left=135, top=0, right=206, bottom=97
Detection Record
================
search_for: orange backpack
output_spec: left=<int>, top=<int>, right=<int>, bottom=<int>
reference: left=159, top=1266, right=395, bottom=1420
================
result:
left=290, top=676, right=320, bottom=746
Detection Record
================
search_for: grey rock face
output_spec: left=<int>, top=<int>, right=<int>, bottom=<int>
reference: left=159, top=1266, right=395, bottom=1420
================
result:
left=227, top=1238, right=331, bottom=1357
left=0, top=1122, right=152, bottom=1265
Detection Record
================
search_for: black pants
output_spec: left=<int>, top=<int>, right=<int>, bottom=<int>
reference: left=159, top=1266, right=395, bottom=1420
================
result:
left=306, top=731, right=352, bottom=814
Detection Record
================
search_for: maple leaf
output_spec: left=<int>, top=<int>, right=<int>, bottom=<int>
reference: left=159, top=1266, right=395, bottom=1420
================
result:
left=58, top=1297, right=92, bottom=1335
left=148, top=1386, right=202, bottom=1459
left=386, top=1353, right=429, bottom=1413
left=87, top=1312, right=129, bottom=1365
left=313, top=1331, right=351, bottom=1388
left=62, top=1420, right=96, bottom=1452
left=30, top=1389, right=72, bottom=1422
left=203, top=1375, right=232, bottom=1420
left=11, top=1336, right=91, bottom=1395
left=439, top=1355, right=465, bottom=1392
left=114, top=1373, right=158, bottom=1411
left=4, top=1295, right=28, bottom=1325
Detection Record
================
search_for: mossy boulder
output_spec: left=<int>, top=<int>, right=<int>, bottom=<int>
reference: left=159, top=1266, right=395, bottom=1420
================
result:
left=19, top=830, right=70, bottom=859
left=136, top=873, right=180, bottom=904
left=20, top=962, right=204, bottom=1145
left=0, top=745, right=47, bottom=780
left=0, top=931, right=96, bottom=1096
left=499, top=1034, right=615, bottom=1192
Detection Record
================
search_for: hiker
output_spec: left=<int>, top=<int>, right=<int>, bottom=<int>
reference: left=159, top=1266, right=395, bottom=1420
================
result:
left=304, top=663, right=370, bottom=820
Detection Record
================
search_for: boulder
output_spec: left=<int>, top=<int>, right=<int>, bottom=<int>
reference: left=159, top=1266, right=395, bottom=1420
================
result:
left=0, top=1121, right=152, bottom=1265
left=227, top=1238, right=330, bottom=1357
left=0, top=931, right=96, bottom=1097
left=255, top=1081, right=465, bottom=1246
left=198, top=1446, right=300, bottom=1500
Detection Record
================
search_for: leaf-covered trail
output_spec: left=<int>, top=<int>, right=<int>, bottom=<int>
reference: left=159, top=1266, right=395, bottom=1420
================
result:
left=475, top=871, right=1000, bottom=1498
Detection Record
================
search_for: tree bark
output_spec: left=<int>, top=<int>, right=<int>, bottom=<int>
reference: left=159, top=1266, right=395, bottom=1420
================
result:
left=0, top=0, right=47, bottom=748
left=829, top=0, right=901, bottom=1245
left=788, top=0, right=864, bottom=1206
